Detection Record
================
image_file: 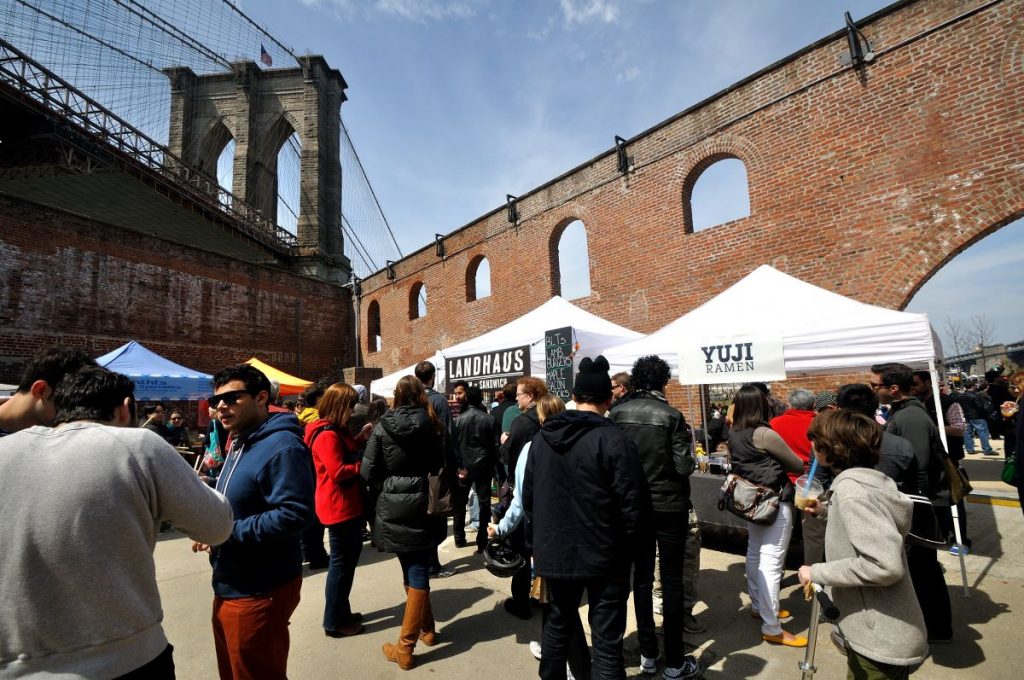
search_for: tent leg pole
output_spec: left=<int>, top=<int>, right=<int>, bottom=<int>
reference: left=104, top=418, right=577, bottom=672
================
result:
left=950, top=503, right=970, bottom=597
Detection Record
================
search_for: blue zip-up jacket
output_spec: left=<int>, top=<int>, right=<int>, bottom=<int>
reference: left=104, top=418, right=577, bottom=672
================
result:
left=211, top=412, right=314, bottom=598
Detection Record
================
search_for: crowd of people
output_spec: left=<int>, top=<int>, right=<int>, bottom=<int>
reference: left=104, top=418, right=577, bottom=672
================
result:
left=1, top=346, right=1022, bottom=680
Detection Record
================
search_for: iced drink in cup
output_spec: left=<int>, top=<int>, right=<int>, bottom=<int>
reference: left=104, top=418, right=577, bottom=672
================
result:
left=794, top=475, right=824, bottom=511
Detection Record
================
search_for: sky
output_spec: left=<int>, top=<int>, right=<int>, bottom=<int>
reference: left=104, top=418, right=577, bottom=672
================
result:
left=238, top=0, right=1024, bottom=347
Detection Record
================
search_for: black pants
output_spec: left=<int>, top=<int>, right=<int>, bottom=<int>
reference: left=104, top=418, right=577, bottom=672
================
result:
left=542, top=573, right=629, bottom=680
left=509, top=524, right=532, bottom=605
left=633, top=510, right=687, bottom=668
left=452, top=468, right=492, bottom=549
left=115, top=644, right=174, bottom=680
left=906, top=544, right=952, bottom=640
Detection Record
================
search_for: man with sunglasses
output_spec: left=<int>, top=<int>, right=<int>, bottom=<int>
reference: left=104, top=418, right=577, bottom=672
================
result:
left=192, top=364, right=315, bottom=680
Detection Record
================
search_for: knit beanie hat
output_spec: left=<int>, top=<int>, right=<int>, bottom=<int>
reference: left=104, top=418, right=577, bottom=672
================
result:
left=573, top=355, right=612, bottom=401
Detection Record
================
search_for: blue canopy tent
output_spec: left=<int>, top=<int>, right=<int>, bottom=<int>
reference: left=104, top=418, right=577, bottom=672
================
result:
left=96, top=341, right=212, bottom=400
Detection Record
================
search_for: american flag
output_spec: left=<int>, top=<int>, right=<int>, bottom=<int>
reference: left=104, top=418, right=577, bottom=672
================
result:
left=260, top=44, right=273, bottom=67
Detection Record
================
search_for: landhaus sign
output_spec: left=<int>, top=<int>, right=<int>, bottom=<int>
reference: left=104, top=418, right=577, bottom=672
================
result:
left=445, top=346, right=531, bottom=392
left=678, top=334, right=786, bottom=384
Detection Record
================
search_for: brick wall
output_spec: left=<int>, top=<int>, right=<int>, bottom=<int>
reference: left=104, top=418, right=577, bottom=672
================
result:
left=0, top=196, right=353, bottom=383
left=359, top=0, right=1024, bottom=395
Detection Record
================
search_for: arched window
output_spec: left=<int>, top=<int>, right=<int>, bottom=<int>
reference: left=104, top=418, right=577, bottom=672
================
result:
left=683, top=156, right=750, bottom=233
left=466, top=255, right=491, bottom=301
left=276, top=132, right=301, bottom=235
left=215, top=138, right=235, bottom=207
left=366, top=300, right=381, bottom=353
left=552, top=219, right=591, bottom=300
left=409, top=282, right=427, bottom=320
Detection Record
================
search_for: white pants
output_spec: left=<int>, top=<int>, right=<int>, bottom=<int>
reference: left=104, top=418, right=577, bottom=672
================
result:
left=745, top=502, right=794, bottom=636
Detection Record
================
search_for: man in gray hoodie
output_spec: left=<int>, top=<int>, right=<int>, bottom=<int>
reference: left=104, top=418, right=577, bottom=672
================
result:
left=0, top=367, right=234, bottom=678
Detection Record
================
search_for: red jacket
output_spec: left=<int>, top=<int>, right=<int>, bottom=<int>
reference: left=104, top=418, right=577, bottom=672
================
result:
left=769, top=409, right=815, bottom=484
left=304, top=418, right=363, bottom=525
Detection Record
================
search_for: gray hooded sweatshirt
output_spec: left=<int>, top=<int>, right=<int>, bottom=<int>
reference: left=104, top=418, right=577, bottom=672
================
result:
left=809, top=467, right=928, bottom=667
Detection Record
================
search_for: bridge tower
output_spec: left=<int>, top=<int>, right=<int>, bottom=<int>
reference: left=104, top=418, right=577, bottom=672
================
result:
left=164, top=56, right=350, bottom=283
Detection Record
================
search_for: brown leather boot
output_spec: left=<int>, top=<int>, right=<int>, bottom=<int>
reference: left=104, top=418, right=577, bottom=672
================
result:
left=382, top=587, right=427, bottom=670
left=419, top=591, right=438, bottom=646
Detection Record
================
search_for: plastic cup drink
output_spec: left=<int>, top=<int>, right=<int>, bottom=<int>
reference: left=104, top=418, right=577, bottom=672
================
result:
left=794, top=475, right=824, bottom=510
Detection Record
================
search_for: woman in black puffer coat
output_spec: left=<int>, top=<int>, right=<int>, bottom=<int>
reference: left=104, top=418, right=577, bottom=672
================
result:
left=361, top=375, right=446, bottom=671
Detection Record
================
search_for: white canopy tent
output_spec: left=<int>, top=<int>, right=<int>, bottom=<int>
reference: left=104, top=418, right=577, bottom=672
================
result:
left=370, top=296, right=642, bottom=399
left=604, top=265, right=940, bottom=379
left=370, top=352, right=445, bottom=400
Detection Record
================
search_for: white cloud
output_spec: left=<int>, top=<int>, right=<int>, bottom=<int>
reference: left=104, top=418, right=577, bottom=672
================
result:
left=616, top=65, right=640, bottom=83
left=560, top=0, right=619, bottom=25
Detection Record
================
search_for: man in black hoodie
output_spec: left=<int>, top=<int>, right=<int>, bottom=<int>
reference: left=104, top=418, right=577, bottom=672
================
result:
left=523, top=356, right=658, bottom=680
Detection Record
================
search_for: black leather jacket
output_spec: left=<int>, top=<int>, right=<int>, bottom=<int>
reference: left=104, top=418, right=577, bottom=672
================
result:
left=456, top=405, right=496, bottom=475
left=609, top=390, right=694, bottom=513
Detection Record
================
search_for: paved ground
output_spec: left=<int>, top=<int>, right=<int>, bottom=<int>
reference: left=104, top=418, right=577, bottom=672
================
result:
left=157, top=487, right=1022, bottom=680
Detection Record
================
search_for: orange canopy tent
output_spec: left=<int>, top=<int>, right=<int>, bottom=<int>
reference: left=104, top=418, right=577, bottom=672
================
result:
left=245, top=357, right=313, bottom=396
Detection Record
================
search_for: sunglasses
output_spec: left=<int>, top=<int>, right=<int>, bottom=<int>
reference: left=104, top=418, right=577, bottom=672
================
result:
left=208, top=389, right=252, bottom=407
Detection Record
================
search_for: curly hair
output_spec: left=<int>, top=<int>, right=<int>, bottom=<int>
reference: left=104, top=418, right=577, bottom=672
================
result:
left=630, top=355, right=671, bottom=392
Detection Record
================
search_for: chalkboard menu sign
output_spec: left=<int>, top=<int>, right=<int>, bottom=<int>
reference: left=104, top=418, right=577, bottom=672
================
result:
left=545, top=326, right=574, bottom=401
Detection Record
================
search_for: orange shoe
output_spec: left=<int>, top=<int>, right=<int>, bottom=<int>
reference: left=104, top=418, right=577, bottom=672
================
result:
left=751, top=608, right=791, bottom=619
left=762, top=631, right=808, bottom=648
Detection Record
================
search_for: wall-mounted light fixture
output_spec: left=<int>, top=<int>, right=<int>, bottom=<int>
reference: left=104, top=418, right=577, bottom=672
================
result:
left=386, top=260, right=396, bottom=280
left=506, top=194, right=518, bottom=224
left=841, top=11, right=874, bottom=67
left=615, top=135, right=631, bottom=174
left=435, top=234, right=446, bottom=258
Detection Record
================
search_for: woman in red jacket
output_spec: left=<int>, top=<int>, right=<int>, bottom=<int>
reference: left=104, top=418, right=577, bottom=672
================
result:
left=305, top=382, right=372, bottom=637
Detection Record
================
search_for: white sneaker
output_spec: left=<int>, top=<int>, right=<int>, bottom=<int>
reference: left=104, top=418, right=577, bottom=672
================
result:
left=641, top=654, right=658, bottom=674
left=663, top=655, right=701, bottom=679
left=529, top=640, right=542, bottom=660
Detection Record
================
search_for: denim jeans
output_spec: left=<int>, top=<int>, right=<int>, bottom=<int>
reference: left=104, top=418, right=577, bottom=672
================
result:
left=963, top=418, right=994, bottom=454
left=323, top=518, right=364, bottom=630
left=398, top=550, right=432, bottom=590
left=542, top=571, right=629, bottom=680
left=633, top=510, right=688, bottom=667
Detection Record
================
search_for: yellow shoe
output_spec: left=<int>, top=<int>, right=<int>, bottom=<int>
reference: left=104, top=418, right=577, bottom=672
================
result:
left=751, top=608, right=791, bottom=619
left=762, top=631, right=808, bottom=648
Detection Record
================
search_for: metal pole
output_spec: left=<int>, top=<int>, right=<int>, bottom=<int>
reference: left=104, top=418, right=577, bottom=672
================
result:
left=929, top=359, right=969, bottom=596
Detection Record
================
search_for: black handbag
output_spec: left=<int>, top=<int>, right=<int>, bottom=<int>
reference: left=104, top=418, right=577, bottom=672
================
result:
left=718, top=473, right=781, bottom=526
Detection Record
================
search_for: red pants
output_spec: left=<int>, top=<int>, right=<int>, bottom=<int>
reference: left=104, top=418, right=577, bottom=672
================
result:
left=212, top=577, right=302, bottom=680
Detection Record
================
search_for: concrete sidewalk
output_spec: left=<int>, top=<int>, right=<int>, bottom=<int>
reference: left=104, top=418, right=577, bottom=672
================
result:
left=157, top=500, right=1023, bottom=679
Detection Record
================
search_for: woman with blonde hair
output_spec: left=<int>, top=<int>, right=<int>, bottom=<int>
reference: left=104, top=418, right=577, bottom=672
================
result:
left=800, top=409, right=927, bottom=678
left=304, top=382, right=372, bottom=638
left=361, top=375, right=446, bottom=670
